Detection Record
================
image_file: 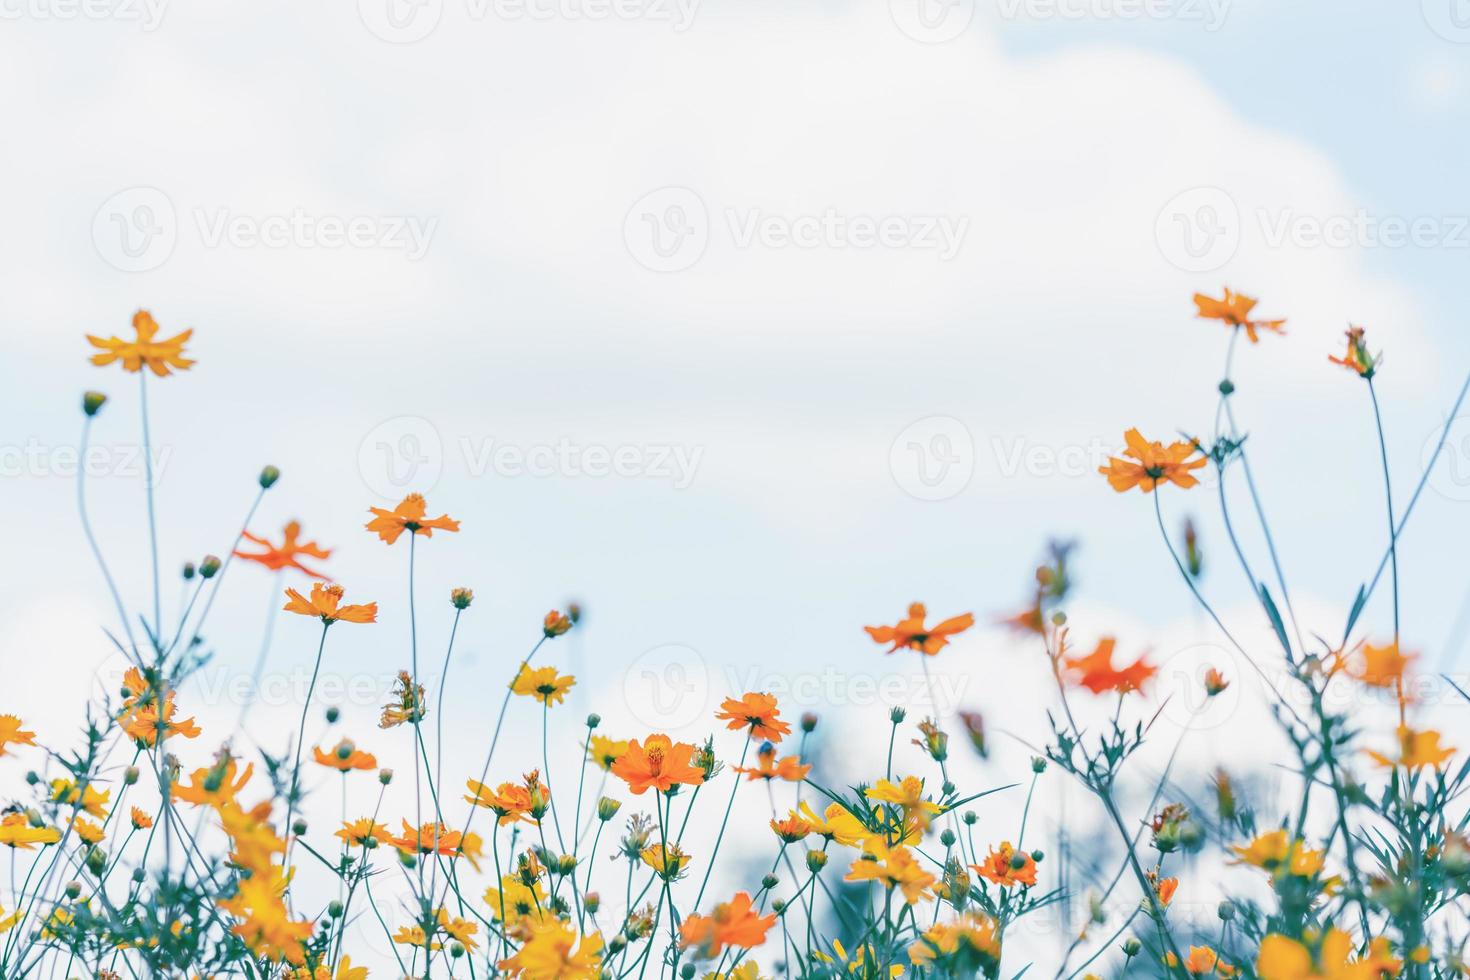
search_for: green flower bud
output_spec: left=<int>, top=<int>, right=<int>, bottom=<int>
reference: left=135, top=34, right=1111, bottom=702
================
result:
left=258, top=465, right=281, bottom=489
left=83, top=391, right=108, bottom=417
left=199, top=555, right=222, bottom=579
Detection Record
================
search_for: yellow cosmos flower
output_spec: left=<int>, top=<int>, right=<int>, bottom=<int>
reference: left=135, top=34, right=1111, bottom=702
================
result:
left=510, top=664, right=576, bottom=707
left=87, top=310, right=195, bottom=376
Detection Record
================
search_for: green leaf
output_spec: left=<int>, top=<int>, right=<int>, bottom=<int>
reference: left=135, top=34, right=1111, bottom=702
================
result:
left=1259, top=584, right=1292, bottom=658
left=1341, top=584, right=1368, bottom=644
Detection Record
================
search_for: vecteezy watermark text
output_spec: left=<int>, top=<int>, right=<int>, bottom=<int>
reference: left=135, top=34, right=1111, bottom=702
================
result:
left=93, top=187, right=438, bottom=272
left=624, top=188, right=970, bottom=273
left=0, top=0, right=167, bottom=29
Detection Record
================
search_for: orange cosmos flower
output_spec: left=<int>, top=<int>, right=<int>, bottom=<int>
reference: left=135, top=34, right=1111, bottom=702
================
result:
left=1065, top=637, right=1156, bottom=694
left=610, top=735, right=706, bottom=795
left=1193, top=288, right=1285, bottom=344
left=312, top=739, right=377, bottom=773
left=130, top=807, right=153, bottom=830
left=1366, top=726, right=1455, bottom=770
left=1353, top=641, right=1413, bottom=689
left=715, top=692, right=793, bottom=742
left=1154, top=875, right=1179, bottom=906
left=365, top=493, right=460, bottom=544
left=543, top=609, right=574, bottom=637
left=1170, top=945, right=1234, bottom=976
left=865, top=603, right=975, bottom=656
left=283, top=583, right=377, bottom=625
left=173, top=759, right=254, bottom=808
left=234, top=521, right=331, bottom=580
left=1328, top=326, right=1379, bottom=378
left=770, top=815, right=813, bottom=843
left=464, top=777, right=538, bottom=825
left=121, top=696, right=200, bottom=746
left=335, top=818, right=391, bottom=848
left=971, top=841, right=1037, bottom=888
left=733, top=743, right=811, bottom=783
left=1099, top=428, right=1207, bottom=493
left=389, top=820, right=463, bottom=857
left=679, top=892, right=776, bottom=957
left=0, top=716, right=37, bottom=756
left=87, top=310, right=195, bottom=376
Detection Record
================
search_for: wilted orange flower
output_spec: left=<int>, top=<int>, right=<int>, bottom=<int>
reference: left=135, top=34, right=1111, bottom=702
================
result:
left=733, top=744, right=811, bottom=783
left=957, top=710, right=988, bottom=758
left=1328, top=326, right=1379, bottom=378
left=510, top=664, right=576, bottom=706
left=1353, top=642, right=1413, bottom=689
left=0, top=716, right=36, bottom=757
left=1193, top=288, right=1285, bottom=344
left=610, top=735, right=706, bottom=795
left=1065, top=637, right=1156, bottom=694
left=87, top=310, right=195, bottom=376
left=312, top=739, right=377, bottom=773
left=716, top=692, right=793, bottom=742
left=971, top=841, right=1037, bottom=888
left=283, top=583, right=376, bottom=625
left=235, top=521, right=331, bottom=580
left=1099, top=429, right=1207, bottom=494
left=335, top=818, right=391, bottom=848
left=679, top=892, right=776, bottom=957
left=365, top=493, right=460, bottom=544
left=380, top=670, right=427, bottom=728
left=1366, top=726, right=1455, bottom=770
left=130, top=807, right=153, bottom=830
left=865, top=603, right=975, bottom=656
left=1203, top=668, right=1229, bottom=696
left=389, top=820, right=462, bottom=857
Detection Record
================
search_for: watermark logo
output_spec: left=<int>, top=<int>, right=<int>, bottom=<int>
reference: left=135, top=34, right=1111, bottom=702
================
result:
left=1155, top=642, right=1244, bottom=731
left=1423, top=0, right=1470, bottom=42
left=889, top=416, right=974, bottom=501
left=624, top=187, right=709, bottom=273
left=1154, top=186, right=1239, bottom=273
left=889, top=0, right=974, bottom=43
left=623, top=644, right=708, bottom=730
left=1425, top=415, right=1470, bottom=502
left=358, top=0, right=443, bottom=42
left=358, top=416, right=444, bottom=499
left=93, top=186, right=177, bottom=273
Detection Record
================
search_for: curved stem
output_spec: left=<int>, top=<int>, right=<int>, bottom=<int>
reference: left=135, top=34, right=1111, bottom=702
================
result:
left=77, top=415, right=141, bottom=664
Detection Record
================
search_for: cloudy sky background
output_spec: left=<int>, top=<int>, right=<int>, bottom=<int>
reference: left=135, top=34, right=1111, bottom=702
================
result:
left=3, top=0, right=1470, bottom=972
